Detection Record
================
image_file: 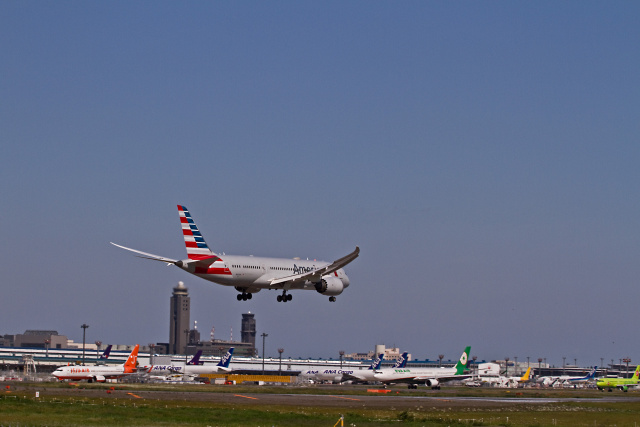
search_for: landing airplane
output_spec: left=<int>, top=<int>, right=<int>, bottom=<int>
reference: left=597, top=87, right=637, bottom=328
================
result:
left=597, top=365, right=640, bottom=392
left=374, top=346, right=471, bottom=389
left=112, top=205, right=359, bottom=303
left=145, top=348, right=235, bottom=377
left=52, top=345, right=139, bottom=383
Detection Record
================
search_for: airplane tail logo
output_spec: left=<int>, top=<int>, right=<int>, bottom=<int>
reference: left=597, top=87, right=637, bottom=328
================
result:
left=455, top=346, right=471, bottom=375
left=368, top=354, right=384, bottom=370
left=124, top=345, right=140, bottom=373
left=187, top=350, right=203, bottom=365
left=393, top=352, right=409, bottom=369
left=178, top=205, right=217, bottom=260
left=633, top=365, right=640, bottom=380
left=99, top=344, right=112, bottom=360
left=218, top=347, right=234, bottom=368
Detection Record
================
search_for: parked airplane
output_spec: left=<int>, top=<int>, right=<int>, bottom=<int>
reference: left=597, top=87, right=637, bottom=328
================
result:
left=112, top=205, right=359, bottom=303
left=145, top=348, right=234, bottom=377
left=464, top=365, right=530, bottom=388
left=342, top=353, right=385, bottom=383
left=52, top=345, right=139, bottom=383
left=538, top=366, right=598, bottom=388
left=597, top=365, right=640, bottom=392
left=393, top=352, right=409, bottom=369
left=373, top=346, right=471, bottom=389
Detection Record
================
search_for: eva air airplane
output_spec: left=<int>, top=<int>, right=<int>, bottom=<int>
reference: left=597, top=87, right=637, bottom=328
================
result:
left=596, top=365, right=640, bottom=392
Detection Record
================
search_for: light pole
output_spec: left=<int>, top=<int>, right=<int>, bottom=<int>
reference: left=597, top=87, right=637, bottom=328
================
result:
left=278, top=348, right=284, bottom=376
left=81, top=324, right=89, bottom=365
left=261, top=333, right=268, bottom=375
left=438, top=354, right=444, bottom=368
left=562, top=357, right=566, bottom=376
left=623, top=358, right=631, bottom=377
left=44, top=339, right=50, bottom=359
left=95, top=341, right=102, bottom=362
left=505, top=357, right=510, bottom=377
left=339, top=350, right=345, bottom=369
left=538, top=358, right=543, bottom=377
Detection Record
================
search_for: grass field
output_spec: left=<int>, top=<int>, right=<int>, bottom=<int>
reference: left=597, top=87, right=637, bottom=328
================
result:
left=1, top=382, right=640, bottom=426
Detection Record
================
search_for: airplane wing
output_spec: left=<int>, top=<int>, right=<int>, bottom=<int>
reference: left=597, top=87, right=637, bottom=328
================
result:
left=269, top=246, right=359, bottom=287
left=413, top=374, right=473, bottom=383
left=111, top=242, right=179, bottom=265
left=111, top=242, right=221, bottom=267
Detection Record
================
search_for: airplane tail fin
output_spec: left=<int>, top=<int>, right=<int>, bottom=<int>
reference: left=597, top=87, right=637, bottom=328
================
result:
left=217, top=347, right=234, bottom=369
left=520, top=367, right=531, bottom=382
left=454, top=346, right=471, bottom=375
left=394, top=352, right=409, bottom=369
left=368, top=354, right=384, bottom=370
left=587, top=366, right=597, bottom=379
left=99, top=345, right=112, bottom=360
left=187, top=350, right=203, bottom=365
left=123, top=345, right=140, bottom=373
left=178, top=205, right=218, bottom=260
left=633, top=365, right=640, bottom=380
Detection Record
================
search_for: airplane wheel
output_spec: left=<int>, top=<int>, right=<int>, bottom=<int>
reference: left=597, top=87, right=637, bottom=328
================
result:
left=247, top=293, right=252, bottom=300
left=237, top=294, right=242, bottom=301
left=329, top=296, right=336, bottom=302
left=287, top=294, right=292, bottom=301
left=277, top=295, right=282, bottom=302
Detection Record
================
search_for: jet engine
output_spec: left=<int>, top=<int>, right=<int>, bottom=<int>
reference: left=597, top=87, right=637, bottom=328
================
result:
left=314, top=275, right=344, bottom=296
left=426, top=379, right=440, bottom=389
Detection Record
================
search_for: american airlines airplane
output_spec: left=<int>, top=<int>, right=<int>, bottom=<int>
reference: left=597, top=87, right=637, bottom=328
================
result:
left=52, top=345, right=139, bottom=383
left=112, top=205, right=359, bottom=303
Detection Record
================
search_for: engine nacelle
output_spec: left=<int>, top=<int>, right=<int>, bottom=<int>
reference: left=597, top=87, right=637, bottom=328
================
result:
left=314, top=275, right=344, bottom=296
left=426, top=379, right=440, bottom=388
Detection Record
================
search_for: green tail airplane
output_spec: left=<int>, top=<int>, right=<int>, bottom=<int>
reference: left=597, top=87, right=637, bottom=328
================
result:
left=596, top=365, right=640, bottom=392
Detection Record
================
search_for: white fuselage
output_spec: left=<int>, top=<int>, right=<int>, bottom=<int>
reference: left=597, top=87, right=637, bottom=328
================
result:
left=374, top=367, right=458, bottom=384
left=52, top=365, right=129, bottom=382
left=300, top=368, right=356, bottom=383
left=144, top=364, right=230, bottom=376
left=179, top=255, right=350, bottom=293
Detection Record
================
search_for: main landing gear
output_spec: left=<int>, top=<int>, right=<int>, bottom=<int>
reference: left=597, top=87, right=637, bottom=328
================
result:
left=237, top=292, right=252, bottom=301
left=329, top=296, right=337, bottom=302
left=277, top=291, right=292, bottom=303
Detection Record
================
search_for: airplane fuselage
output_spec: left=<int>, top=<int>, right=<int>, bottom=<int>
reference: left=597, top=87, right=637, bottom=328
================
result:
left=178, top=255, right=350, bottom=293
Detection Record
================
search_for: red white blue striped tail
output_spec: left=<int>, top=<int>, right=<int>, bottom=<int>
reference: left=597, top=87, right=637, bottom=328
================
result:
left=178, top=205, right=217, bottom=260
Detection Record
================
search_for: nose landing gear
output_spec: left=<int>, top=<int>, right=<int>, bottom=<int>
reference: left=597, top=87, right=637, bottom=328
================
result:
left=329, top=296, right=336, bottom=302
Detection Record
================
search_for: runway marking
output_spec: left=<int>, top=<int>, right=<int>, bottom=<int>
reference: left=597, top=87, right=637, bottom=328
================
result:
left=127, top=393, right=142, bottom=399
left=330, top=396, right=361, bottom=401
left=235, top=394, right=259, bottom=400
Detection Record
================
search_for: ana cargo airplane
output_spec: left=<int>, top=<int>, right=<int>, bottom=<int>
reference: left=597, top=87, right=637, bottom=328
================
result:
left=112, top=205, right=359, bottom=303
left=145, top=348, right=234, bottom=377
left=374, top=346, right=472, bottom=389
left=52, top=345, right=139, bottom=383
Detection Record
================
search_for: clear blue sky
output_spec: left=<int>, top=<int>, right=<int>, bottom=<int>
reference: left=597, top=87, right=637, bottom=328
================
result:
left=2, top=1, right=639, bottom=367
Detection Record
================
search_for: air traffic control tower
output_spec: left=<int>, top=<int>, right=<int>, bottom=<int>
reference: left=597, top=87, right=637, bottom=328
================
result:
left=241, top=312, right=256, bottom=349
left=169, top=281, right=190, bottom=354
